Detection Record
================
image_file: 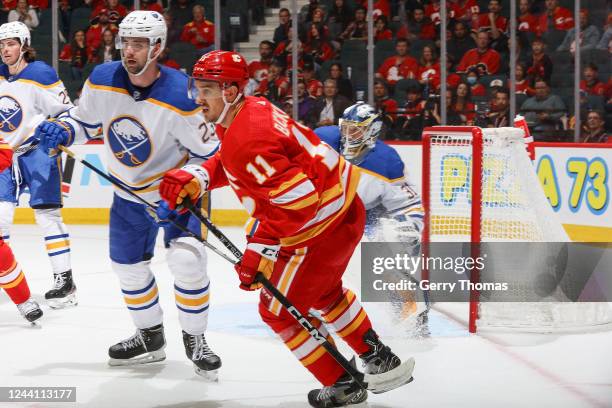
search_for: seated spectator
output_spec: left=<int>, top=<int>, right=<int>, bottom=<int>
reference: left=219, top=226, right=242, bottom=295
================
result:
left=399, top=83, right=426, bottom=138
left=59, top=29, right=89, bottom=80
left=374, top=15, right=392, bottom=43
left=137, top=0, right=163, bottom=13
left=557, top=10, right=600, bottom=53
left=451, top=0, right=479, bottom=23
left=456, top=31, right=500, bottom=75
left=525, top=37, right=552, bottom=84
left=326, top=0, right=353, bottom=36
left=396, top=6, right=436, bottom=41
left=248, top=40, right=274, bottom=84
left=307, top=78, right=352, bottom=128
left=514, top=62, right=535, bottom=96
left=596, top=12, right=612, bottom=50
left=423, top=89, right=456, bottom=127
left=168, top=0, right=194, bottom=29
left=274, top=28, right=303, bottom=70
left=158, top=47, right=180, bottom=70
left=300, top=0, right=326, bottom=24
left=339, top=6, right=367, bottom=41
left=472, top=0, right=507, bottom=41
left=537, top=0, right=573, bottom=34
left=302, top=60, right=323, bottom=98
left=296, top=79, right=316, bottom=124
left=354, top=0, right=389, bottom=18
left=8, top=0, right=38, bottom=30
left=580, top=63, right=607, bottom=97
left=447, top=21, right=476, bottom=65
left=427, top=54, right=462, bottom=93
left=255, top=59, right=289, bottom=105
left=520, top=79, right=566, bottom=131
left=452, top=81, right=476, bottom=125
left=466, top=69, right=486, bottom=96
left=373, top=79, right=398, bottom=126
left=417, top=44, right=439, bottom=87
left=484, top=88, right=510, bottom=127
left=163, top=11, right=181, bottom=47
left=87, top=8, right=118, bottom=53
left=91, top=0, right=127, bottom=24
left=93, top=28, right=120, bottom=64
left=328, top=62, right=353, bottom=101
left=518, top=0, right=538, bottom=33
left=581, top=110, right=609, bottom=143
left=273, top=8, right=292, bottom=45
left=425, top=0, right=459, bottom=27
left=376, top=39, right=419, bottom=86
left=303, top=23, right=335, bottom=65
left=308, top=6, right=329, bottom=37
left=180, top=4, right=215, bottom=55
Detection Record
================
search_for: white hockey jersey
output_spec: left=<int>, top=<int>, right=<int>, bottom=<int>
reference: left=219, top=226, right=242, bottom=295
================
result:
left=0, top=61, right=72, bottom=151
left=60, top=62, right=218, bottom=203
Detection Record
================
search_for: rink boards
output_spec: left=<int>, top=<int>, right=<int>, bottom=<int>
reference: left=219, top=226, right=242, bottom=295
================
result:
left=13, top=142, right=612, bottom=242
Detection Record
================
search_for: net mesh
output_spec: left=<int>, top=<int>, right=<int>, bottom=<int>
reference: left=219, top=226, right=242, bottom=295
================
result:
left=425, top=127, right=612, bottom=331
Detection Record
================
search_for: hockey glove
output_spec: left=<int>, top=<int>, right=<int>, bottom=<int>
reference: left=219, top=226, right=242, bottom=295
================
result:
left=152, top=201, right=178, bottom=226
left=234, top=237, right=280, bottom=291
left=35, top=120, right=74, bottom=153
left=159, top=165, right=209, bottom=212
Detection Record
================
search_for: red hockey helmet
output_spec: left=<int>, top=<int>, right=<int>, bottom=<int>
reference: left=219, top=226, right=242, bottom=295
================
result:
left=192, top=50, right=249, bottom=92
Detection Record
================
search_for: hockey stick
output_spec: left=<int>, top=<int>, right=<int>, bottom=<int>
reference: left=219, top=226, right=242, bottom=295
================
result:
left=57, top=146, right=237, bottom=265
left=183, top=202, right=371, bottom=390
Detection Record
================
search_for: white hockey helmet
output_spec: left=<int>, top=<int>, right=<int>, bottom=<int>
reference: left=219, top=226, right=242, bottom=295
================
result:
left=0, top=22, right=31, bottom=68
left=116, top=10, right=167, bottom=76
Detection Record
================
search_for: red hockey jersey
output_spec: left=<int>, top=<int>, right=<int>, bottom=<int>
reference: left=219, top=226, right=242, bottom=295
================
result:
left=456, top=48, right=500, bottom=75
left=203, top=97, right=361, bottom=248
left=0, top=136, right=12, bottom=172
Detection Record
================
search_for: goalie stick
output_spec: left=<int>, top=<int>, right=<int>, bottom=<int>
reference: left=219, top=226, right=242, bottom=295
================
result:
left=184, top=203, right=416, bottom=394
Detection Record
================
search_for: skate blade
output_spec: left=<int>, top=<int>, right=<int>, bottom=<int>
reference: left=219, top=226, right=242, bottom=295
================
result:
left=365, top=357, right=415, bottom=394
left=47, top=293, right=78, bottom=309
left=108, top=350, right=166, bottom=367
left=195, top=367, right=219, bottom=382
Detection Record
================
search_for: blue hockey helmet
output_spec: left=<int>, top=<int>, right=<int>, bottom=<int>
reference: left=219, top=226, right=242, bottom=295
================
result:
left=339, top=102, right=383, bottom=162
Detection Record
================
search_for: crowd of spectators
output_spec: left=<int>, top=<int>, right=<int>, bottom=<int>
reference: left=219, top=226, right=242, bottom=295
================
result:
left=1, top=0, right=609, bottom=142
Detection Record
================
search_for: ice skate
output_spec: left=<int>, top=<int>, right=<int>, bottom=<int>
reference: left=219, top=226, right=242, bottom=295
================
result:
left=307, top=371, right=368, bottom=408
left=45, top=270, right=77, bottom=309
left=108, top=324, right=166, bottom=366
left=182, top=330, right=221, bottom=381
left=359, top=329, right=415, bottom=394
left=17, top=298, right=43, bottom=324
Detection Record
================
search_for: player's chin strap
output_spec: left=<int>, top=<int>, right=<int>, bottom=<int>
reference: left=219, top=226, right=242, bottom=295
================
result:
left=215, top=88, right=243, bottom=124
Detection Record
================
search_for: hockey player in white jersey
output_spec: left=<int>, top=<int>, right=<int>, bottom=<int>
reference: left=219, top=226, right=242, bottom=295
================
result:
left=0, top=21, right=76, bottom=309
left=36, top=11, right=221, bottom=378
left=315, top=103, right=429, bottom=326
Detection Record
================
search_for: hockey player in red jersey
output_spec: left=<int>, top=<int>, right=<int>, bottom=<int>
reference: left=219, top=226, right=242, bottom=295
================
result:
left=159, top=50, right=414, bottom=407
left=0, top=136, right=43, bottom=323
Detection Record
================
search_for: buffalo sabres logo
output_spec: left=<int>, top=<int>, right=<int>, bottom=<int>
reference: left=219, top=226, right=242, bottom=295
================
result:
left=0, top=95, right=23, bottom=133
left=108, top=116, right=152, bottom=167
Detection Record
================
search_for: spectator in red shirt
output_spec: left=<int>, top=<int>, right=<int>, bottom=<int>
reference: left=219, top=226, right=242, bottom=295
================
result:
left=91, top=0, right=127, bottom=24
left=303, top=23, right=335, bottom=64
left=302, top=61, right=323, bottom=98
left=136, top=0, right=163, bottom=13
left=274, top=28, right=303, bottom=70
left=417, top=44, right=439, bottom=86
left=452, top=81, right=476, bottom=125
left=376, top=38, right=419, bottom=86
left=425, top=0, right=459, bottom=26
left=373, top=79, right=398, bottom=125
left=472, top=0, right=507, bottom=40
left=518, top=0, right=538, bottom=33
left=248, top=40, right=274, bottom=82
left=339, top=6, right=368, bottom=41
left=180, top=4, right=215, bottom=54
left=86, top=9, right=118, bottom=55
left=451, top=0, right=480, bottom=23
left=59, top=29, right=89, bottom=80
left=374, top=15, right=392, bottom=43
left=525, top=36, right=553, bottom=83
left=255, top=59, right=290, bottom=104
left=580, top=63, right=607, bottom=97
left=466, top=69, right=487, bottom=97
left=514, top=62, right=535, bottom=96
left=457, top=31, right=501, bottom=75
left=537, top=0, right=574, bottom=33
left=396, top=6, right=436, bottom=41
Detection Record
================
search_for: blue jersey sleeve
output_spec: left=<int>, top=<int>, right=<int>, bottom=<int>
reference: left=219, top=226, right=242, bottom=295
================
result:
left=314, top=126, right=342, bottom=152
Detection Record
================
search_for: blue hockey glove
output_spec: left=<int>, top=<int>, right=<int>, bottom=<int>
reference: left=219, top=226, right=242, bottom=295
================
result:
left=35, top=120, right=74, bottom=153
left=155, top=201, right=178, bottom=226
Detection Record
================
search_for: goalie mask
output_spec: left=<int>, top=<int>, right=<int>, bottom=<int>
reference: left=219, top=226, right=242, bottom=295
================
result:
left=0, top=21, right=30, bottom=69
left=339, top=102, right=383, bottom=163
left=116, top=10, right=166, bottom=76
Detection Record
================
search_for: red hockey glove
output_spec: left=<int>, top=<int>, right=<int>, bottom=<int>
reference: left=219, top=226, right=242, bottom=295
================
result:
left=235, top=237, right=280, bottom=291
left=159, top=165, right=209, bottom=211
